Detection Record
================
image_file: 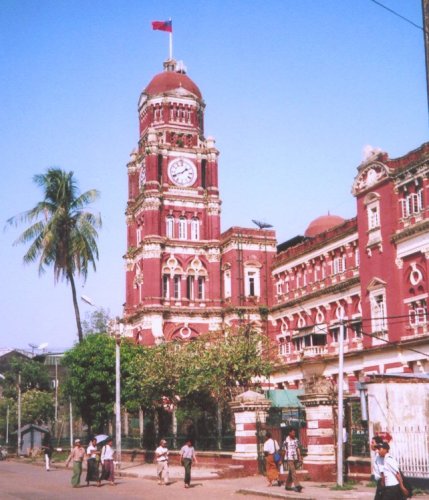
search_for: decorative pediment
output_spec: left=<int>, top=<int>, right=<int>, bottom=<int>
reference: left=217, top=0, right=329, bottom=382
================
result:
left=367, top=277, right=387, bottom=291
left=352, top=161, right=391, bottom=195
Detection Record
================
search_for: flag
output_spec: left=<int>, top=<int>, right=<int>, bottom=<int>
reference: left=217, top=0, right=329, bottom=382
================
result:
left=152, top=20, right=172, bottom=33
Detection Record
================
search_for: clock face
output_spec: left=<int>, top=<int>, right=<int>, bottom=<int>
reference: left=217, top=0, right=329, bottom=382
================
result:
left=168, top=158, right=197, bottom=187
left=139, top=161, right=146, bottom=189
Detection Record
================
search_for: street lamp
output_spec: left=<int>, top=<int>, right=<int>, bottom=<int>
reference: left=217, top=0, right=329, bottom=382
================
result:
left=110, top=319, right=124, bottom=470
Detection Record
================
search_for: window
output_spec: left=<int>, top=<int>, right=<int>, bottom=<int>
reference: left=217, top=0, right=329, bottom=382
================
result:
left=166, top=216, right=174, bottom=238
left=368, top=205, right=380, bottom=229
left=136, top=227, right=142, bottom=245
left=330, top=326, right=347, bottom=343
left=400, top=190, right=423, bottom=218
left=409, top=301, right=427, bottom=327
left=278, top=337, right=291, bottom=356
left=190, top=218, right=199, bottom=240
left=371, top=293, right=387, bottom=332
left=162, top=275, right=170, bottom=299
left=173, top=275, right=181, bottom=300
left=245, top=267, right=260, bottom=297
left=351, top=321, right=362, bottom=338
left=332, top=255, right=346, bottom=275
left=224, top=270, right=231, bottom=298
left=178, top=217, right=187, bottom=240
left=276, top=281, right=283, bottom=295
left=201, top=159, right=206, bottom=189
left=197, top=276, right=205, bottom=300
left=186, top=275, right=194, bottom=300
left=354, top=248, right=360, bottom=267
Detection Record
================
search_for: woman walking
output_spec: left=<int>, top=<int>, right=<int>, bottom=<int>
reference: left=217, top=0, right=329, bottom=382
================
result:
left=86, top=438, right=101, bottom=487
left=100, top=438, right=116, bottom=486
left=263, top=431, right=280, bottom=487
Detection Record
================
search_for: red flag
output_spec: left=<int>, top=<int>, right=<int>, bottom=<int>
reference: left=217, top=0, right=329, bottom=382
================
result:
left=152, top=20, right=172, bottom=33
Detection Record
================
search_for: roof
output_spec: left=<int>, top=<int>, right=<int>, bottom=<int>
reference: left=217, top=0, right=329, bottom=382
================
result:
left=144, top=69, right=202, bottom=99
left=304, top=214, right=345, bottom=238
left=266, top=389, right=304, bottom=408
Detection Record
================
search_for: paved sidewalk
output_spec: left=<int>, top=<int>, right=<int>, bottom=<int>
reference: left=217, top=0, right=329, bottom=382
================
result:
left=17, top=458, right=429, bottom=500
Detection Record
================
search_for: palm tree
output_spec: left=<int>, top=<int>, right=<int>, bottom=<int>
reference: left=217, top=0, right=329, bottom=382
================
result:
left=7, top=168, right=102, bottom=343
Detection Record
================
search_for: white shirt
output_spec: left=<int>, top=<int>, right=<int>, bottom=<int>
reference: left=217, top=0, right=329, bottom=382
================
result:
left=86, top=443, right=98, bottom=459
left=101, top=444, right=115, bottom=462
left=373, top=452, right=384, bottom=481
left=263, top=438, right=279, bottom=455
left=381, top=454, right=399, bottom=486
left=155, top=446, right=169, bottom=462
left=284, top=436, right=300, bottom=460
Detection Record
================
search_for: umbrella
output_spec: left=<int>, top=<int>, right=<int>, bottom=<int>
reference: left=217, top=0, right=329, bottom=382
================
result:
left=95, top=434, right=109, bottom=444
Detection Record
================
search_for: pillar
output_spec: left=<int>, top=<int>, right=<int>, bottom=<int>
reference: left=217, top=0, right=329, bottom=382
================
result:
left=299, top=376, right=336, bottom=481
left=229, top=390, right=271, bottom=474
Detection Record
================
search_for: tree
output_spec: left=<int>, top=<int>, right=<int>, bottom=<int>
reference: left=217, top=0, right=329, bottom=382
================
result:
left=7, top=168, right=101, bottom=343
left=62, top=334, right=145, bottom=435
left=82, top=307, right=111, bottom=336
left=2, top=357, right=50, bottom=400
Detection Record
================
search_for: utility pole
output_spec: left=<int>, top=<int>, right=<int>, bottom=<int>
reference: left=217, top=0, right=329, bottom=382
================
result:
left=422, top=0, right=429, bottom=119
left=336, top=321, right=345, bottom=486
left=17, top=373, right=21, bottom=457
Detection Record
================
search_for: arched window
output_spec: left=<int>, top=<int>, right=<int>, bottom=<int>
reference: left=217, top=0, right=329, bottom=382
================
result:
left=178, top=217, right=187, bottom=240
left=166, top=216, right=174, bottom=238
left=190, top=217, right=200, bottom=240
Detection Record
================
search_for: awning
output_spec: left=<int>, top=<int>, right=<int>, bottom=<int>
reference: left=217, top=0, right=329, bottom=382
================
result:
left=266, top=389, right=304, bottom=408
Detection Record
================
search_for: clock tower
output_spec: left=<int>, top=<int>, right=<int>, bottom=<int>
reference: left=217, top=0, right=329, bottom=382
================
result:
left=124, top=59, right=223, bottom=344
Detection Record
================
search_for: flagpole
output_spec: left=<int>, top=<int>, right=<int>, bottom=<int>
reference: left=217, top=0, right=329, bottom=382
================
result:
left=169, top=18, right=173, bottom=59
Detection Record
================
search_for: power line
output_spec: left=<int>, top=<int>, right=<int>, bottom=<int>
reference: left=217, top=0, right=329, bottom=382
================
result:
left=369, top=0, right=425, bottom=32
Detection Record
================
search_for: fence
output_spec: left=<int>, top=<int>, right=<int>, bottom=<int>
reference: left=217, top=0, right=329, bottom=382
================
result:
left=391, top=425, right=429, bottom=479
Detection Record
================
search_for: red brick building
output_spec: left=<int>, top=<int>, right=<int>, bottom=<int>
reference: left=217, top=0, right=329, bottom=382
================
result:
left=124, top=59, right=429, bottom=393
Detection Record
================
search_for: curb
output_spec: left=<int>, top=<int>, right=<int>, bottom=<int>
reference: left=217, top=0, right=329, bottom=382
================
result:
left=236, top=489, right=314, bottom=500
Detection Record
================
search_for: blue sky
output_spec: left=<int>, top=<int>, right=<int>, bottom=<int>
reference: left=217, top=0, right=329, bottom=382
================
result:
left=0, top=0, right=427, bottom=351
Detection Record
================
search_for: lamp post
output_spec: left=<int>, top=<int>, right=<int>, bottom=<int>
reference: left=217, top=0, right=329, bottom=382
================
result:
left=17, top=372, right=21, bottom=457
left=336, top=320, right=345, bottom=486
left=0, top=374, right=7, bottom=445
left=112, top=320, right=124, bottom=470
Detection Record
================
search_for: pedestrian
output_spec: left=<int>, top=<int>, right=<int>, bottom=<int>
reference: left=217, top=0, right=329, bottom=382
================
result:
left=377, top=442, right=409, bottom=500
left=100, top=437, right=116, bottom=486
left=65, top=439, right=85, bottom=488
left=86, top=437, right=101, bottom=487
left=155, top=438, right=170, bottom=485
left=371, top=435, right=384, bottom=499
left=41, top=432, right=53, bottom=472
left=180, top=438, right=197, bottom=488
left=263, top=431, right=280, bottom=487
left=282, top=427, right=303, bottom=493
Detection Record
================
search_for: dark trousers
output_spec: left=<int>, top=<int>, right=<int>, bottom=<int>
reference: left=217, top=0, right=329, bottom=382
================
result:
left=381, top=484, right=403, bottom=500
left=183, top=458, right=192, bottom=485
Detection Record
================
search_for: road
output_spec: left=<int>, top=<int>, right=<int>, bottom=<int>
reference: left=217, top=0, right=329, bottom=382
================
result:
left=0, top=460, right=257, bottom=500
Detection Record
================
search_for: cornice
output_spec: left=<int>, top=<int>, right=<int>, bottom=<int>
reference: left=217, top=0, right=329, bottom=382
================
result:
left=391, top=219, right=429, bottom=244
left=270, top=276, right=360, bottom=312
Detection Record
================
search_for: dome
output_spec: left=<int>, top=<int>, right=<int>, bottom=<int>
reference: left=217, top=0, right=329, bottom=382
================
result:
left=144, top=70, right=202, bottom=100
left=304, top=214, right=345, bottom=237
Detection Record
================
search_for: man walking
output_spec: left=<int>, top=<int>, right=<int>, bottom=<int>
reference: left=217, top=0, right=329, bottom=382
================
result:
left=65, top=439, right=85, bottom=488
left=283, top=427, right=303, bottom=493
left=377, top=442, right=409, bottom=499
left=155, top=439, right=169, bottom=485
left=180, top=439, right=197, bottom=488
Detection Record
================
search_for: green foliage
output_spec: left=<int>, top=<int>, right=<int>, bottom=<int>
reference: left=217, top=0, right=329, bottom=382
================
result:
left=21, top=389, right=54, bottom=425
left=6, top=168, right=101, bottom=342
left=2, top=358, right=50, bottom=400
left=62, top=334, right=145, bottom=434
left=82, top=307, right=111, bottom=336
left=63, top=325, right=273, bottom=439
